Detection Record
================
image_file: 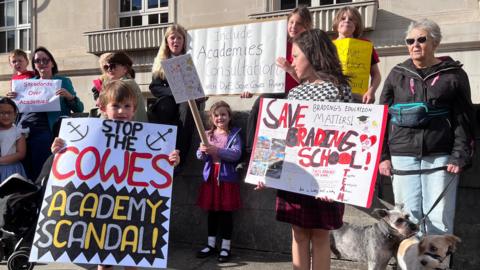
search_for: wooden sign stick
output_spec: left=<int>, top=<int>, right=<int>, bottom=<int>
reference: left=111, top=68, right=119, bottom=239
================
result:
left=188, top=99, right=209, bottom=146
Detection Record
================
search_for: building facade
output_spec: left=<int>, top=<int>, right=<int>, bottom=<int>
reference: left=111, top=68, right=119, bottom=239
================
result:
left=1, top=0, right=479, bottom=109
left=0, top=0, right=479, bottom=268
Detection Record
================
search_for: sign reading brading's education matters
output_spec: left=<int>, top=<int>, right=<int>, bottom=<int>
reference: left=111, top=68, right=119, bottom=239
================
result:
left=245, top=99, right=388, bottom=208
left=188, top=20, right=287, bottom=95
left=30, top=118, right=176, bottom=268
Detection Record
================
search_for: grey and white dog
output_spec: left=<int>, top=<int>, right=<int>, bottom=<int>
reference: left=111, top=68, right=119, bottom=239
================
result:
left=330, top=205, right=419, bottom=270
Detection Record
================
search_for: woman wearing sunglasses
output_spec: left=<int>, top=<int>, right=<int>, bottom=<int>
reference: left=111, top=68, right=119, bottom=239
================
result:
left=379, top=19, right=474, bottom=237
left=6, top=46, right=85, bottom=181
left=98, top=52, right=148, bottom=122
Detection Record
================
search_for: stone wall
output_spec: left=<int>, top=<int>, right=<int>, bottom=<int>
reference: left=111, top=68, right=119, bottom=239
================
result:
left=169, top=109, right=480, bottom=269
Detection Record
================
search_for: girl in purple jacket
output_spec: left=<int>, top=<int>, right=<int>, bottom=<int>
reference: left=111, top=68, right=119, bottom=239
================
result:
left=196, top=100, right=242, bottom=263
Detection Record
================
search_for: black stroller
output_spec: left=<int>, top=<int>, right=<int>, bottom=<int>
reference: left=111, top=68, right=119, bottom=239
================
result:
left=0, top=156, right=52, bottom=270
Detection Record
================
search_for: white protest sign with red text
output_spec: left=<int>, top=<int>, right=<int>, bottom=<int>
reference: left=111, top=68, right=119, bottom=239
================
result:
left=245, top=98, right=388, bottom=208
left=30, top=118, right=176, bottom=268
left=12, top=79, right=61, bottom=113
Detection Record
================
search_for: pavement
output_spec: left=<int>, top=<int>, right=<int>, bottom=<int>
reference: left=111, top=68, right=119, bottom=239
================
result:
left=0, top=241, right=378, bottom=270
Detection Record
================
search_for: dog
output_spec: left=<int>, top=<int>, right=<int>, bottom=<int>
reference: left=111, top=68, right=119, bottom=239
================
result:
left=397, top=234, right=461, bottom=270
left=330, top=205, right=419, bottom=270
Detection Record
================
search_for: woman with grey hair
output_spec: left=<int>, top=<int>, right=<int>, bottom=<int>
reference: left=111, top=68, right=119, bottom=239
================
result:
left=378, top=18, right=474, bottom=236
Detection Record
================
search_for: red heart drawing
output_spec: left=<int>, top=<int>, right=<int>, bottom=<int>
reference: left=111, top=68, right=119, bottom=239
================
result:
left=360, top=134, right=377, bottom=146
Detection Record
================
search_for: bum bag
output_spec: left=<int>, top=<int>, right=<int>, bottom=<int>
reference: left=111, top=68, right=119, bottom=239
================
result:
left=388, top=102, right=449, bottom=127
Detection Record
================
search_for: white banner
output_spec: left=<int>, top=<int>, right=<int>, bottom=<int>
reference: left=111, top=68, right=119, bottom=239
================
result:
left=30, top=118, right=177, bottom=269
left=161, top=54, right=205, bottom=103
left=12, top=79, right=61, bottom=113
left=245, top=99, right=388, bottom=208
left=188, top=20, right=287, bottom=95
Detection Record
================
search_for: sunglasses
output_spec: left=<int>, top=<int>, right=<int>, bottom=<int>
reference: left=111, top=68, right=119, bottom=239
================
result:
left=405, top=36, right=428, bottom=45
left=103, top=63, right=118, bottom=71
left=34, top=58, right=51, bottom=65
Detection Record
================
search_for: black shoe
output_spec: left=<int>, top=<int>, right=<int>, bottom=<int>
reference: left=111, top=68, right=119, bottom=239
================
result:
left=217, top=248, right=231, bottom=263
left=196, top=245, right=216, bottom=258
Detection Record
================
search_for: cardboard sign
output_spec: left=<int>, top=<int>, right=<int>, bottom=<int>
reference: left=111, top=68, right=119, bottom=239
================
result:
left=244, top=98, right=387, bottom=208
left=188, top=20, right=287, bottom=95
left=12, top=79, right=61, bottom=112
left=161, top=54, right=205, bottom=103
left=333, top=38, right=373, bottom=95
left=30, top=118, right=177, bottom=269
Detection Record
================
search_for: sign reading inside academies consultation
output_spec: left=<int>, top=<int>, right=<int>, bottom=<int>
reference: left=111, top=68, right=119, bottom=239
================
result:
left=30, top=118, right=177, bottom=269
left=188, top=20, right=287, bottom=95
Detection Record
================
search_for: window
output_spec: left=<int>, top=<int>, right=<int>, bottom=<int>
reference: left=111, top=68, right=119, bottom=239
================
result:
left=280, top=0, right=352, bottom=9
left=119, top=0, right=168, bottom=28
left=281, top=0, right=311, bottom=10
left=0, top=0, right=30, bottom=53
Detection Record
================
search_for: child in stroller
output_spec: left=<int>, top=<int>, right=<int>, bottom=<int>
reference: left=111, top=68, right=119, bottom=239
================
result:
left=0, top=155, right=53, bottom=270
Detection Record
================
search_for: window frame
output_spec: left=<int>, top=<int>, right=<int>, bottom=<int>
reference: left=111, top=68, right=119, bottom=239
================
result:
left=276, top=0, right=353, bottom=10
left=0, top=0, right=31, bottom=53
left=118, top=0, right=169, bottom=28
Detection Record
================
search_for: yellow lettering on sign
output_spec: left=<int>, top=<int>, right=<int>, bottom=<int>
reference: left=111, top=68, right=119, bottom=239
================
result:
left=147, top=199, right=163, bottom=224
left=80, top=193, right=99, bottom=218
left=113, top=195, right=129, bottom=220
left=85, top=222, right=106, bottom=249
left=121, top=225, right=139, bottom=252
left=333, top=38, right=373, bottom=95
left=48, top=190, right=67, bottom=217
left=53, top=220, right=72, bottom=248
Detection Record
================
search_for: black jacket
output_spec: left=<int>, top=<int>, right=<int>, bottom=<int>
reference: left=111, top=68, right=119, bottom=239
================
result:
left=149, top=76, right=173, bottom=98
left=380, top=57, right=475, bottom=167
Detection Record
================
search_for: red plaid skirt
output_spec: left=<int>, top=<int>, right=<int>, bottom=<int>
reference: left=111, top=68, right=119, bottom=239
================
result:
left=276, top=190, right=344, bottom=229
left=197, top=163, right=241, bottom=211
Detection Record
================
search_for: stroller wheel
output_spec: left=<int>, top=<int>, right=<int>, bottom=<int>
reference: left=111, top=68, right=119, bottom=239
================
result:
left=7, top=250, right=34, bottom=270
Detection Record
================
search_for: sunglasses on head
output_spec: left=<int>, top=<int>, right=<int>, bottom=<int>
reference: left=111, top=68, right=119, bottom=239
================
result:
left=405, top=36, right=428, bottom=45
left=103, top=63, right=118, bottom=71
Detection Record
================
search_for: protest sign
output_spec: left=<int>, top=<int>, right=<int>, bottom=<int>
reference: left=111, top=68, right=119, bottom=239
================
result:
left=12, top=79, right=61, bottom=113
left=161, top=54, right=205, bottom=103
left=245, top=98, right=387, bottom=208
left=188, top=19, right=287, bottom=95
left=30, top=118, right=176, bottom=268
left=333, top=38, right=373, bottom=95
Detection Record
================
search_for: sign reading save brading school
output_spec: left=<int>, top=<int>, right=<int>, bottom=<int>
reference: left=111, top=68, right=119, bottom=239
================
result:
left=30, top=118, right=177, bottom=268
left=245, top=98, right=388, bottom=208
left=188, top=20, right=287, bottom=95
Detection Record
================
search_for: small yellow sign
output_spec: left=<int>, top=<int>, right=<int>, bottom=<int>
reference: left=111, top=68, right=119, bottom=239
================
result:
left=333, top=38, right=373, bottom=95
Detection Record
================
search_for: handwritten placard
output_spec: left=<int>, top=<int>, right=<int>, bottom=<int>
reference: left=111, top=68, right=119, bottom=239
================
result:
left=161, top=54, right=205, bottom=103
left=188, top=20, right=287, bottom=95
left=12, top=79, right=61, bottom=113
left=245, top=98, right=387, bottom=208
left=333, top=38, right=373, bottom=95
left=30, top=118, right=177, bottom=269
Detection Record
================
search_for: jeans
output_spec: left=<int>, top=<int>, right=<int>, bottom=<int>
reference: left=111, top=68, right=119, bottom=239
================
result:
left=391, top=155, right=458, bottom=235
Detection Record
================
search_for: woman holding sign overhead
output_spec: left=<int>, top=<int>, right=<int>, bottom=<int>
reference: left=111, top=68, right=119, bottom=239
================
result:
left=7, top=46, right=84, bottom=181
left=332, top=6, right=381, bottom=104
left=261, top=29, right=351, bottom=270
left=241, top=6, right=312, bottom=166
left=149, top=24, right=203, bottom=169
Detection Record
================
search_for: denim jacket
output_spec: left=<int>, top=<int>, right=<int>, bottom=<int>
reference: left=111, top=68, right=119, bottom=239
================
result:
left=196, top=127, right=242, bottom=183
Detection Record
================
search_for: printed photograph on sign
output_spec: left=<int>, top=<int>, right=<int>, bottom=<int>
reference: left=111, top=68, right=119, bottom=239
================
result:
left=188, top=20, right=287, bottom=95
left=245, top=98, right=388, bottom=208
left=12, top=79, right=62, bottom=113
left=161, top=53, right=205, bottom=103
left=29, top=118, right=177, bottom=269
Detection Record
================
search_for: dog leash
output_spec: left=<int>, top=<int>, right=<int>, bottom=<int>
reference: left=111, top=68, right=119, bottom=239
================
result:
left=391, top=166, right=456, bottom=228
